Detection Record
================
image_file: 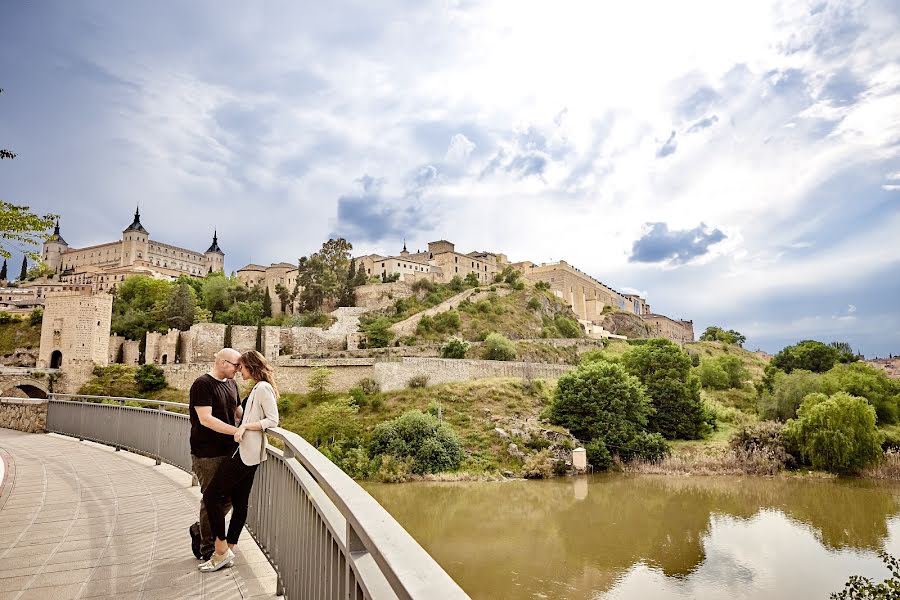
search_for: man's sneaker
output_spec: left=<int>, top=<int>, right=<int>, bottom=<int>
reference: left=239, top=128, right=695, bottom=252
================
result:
left=189, top=522, right=201, bottom=559
left=199, top=548, right=234, bottom=573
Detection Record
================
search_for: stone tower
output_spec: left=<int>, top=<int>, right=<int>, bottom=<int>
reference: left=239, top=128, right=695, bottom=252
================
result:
left=38, top=290, right=113, bottom=369
left=121, top=206, right=149, bottom=267
left=42, top=218, right=69, bottom=273
left=203, top=231, right=225, bottom=273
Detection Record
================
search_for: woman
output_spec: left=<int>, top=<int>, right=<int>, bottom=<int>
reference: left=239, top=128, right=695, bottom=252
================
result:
left=199, top=350, right=279, bottom=573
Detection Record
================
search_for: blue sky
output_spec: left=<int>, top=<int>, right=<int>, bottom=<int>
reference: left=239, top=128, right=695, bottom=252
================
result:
left=1, top=0, right=898, bottom=356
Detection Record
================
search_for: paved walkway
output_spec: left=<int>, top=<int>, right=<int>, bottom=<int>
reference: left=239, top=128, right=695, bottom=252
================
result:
left=0, top=429, right=280, bottom=600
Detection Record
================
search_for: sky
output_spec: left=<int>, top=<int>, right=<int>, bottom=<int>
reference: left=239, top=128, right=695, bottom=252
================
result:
left=0, top=0, right=898, bottom=357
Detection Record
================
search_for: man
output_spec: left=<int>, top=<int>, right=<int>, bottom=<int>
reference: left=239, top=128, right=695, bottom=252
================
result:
left=189, top=348, right=243, bottom=561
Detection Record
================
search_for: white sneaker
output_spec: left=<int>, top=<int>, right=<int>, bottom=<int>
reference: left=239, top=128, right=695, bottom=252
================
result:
left=198, top=548, right=234, bottom=573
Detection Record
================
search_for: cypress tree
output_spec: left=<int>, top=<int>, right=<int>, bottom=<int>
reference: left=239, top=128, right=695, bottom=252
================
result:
left=0, top=259, right=6, bottom=280
left=224, top=324, right=233, bottom=348
left=262, top=288, right=273, bottom=318
left=18, top=256, right=27, bottom=280
left=255, top=323, right=263, bottom=353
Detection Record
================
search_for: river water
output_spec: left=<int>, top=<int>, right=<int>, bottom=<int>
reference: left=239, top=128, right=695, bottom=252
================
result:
left=364, top=474, right=900, bottom=599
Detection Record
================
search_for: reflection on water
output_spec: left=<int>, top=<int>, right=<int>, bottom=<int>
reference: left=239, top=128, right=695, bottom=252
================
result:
left=363, top=475, right=900, bottom=600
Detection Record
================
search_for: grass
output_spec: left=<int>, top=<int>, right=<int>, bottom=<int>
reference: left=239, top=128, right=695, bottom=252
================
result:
left=0, top=320, right=41, bottom=355
left=77, top=364, right=188, bottom=403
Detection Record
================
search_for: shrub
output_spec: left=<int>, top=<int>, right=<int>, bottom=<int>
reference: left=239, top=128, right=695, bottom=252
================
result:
left=521, top=449, right=554, bottom=478
left=523, top=433, right=551, bottom=451
left=362, top=316, right=394, bottom=348
left=321, top=443, right=373, bottom=479
left=698, top=361, right=730, bottom=390
left=784, top=392, right=884, bottom=473
left=586, top=438, right=613, bottom=470
left=135, top=364, right=166, bottom=392
left=463, top=272, right=480, bottom=287
left=310, top=398, right=360, bottom=446
left=416, top=315, right=434, bottom=334
left=822, top=362, right=900, bottom=425
left=432, top=309, right=460, bottom=333
left=308, top=366, right=333, bottom=402
left=448, top=276, right=465, bottom=292
left=357, top=377, right=380, bottom=395
left=407, top=375, right=429, bottom=389
left=441, top=336, right=470, bottom=359
left=772, top=340, right=840, bottom=374
left=535, top=281, right=550, bottom=291
left=0, top=312, right=18, bottom=324
left=831, top=552, right=900, bottom=599
left=483, top=333, right=516, bottom=361
left=29, top=308, right=43, bottom=326
left=348, top=387, right=367, bottom=408
left=689, top=352, right=700, bottom=367
left=411, top=278, right=434, bottom=293
left=369, top=410, right=464, bottom=474
left=277, top=396, right=293, bottom=416
left=757, top=369, right=823, bottom=422
left=622, top=339, right=708, bottom=440
left=730, top=421, right=791, bottom=468
left=554, top=315, right=582, bottom=338
left=717, top=355, right=749, bottom=389
left=579, top=349, right=610, bottom=365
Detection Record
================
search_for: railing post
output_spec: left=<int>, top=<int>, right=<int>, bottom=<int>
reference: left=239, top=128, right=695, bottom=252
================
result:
left=155, top=404, right=164, bottom=465
left=115, top=400, right=124, bottom=451
left=78, top=396, right=85, bottom=441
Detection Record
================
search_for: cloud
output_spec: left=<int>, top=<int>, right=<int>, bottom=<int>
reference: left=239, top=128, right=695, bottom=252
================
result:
left=629, top=222, right=727, bottom=264
left=331, top=175, right=434, bottom=244
left=686, top=115, right=720, bottom=134
left=656, top=131, right=677, bottom=158
left=506, top=151, right=549, bottom=180
left=445, top=133, right=476, bottom=163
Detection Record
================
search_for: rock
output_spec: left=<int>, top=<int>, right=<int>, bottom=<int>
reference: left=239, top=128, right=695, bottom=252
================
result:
left=494, top=427, right=508, bottom=437
left=507, top=443, right=525, bottom=460
left=502, top=470, right=515, bottom=478
left=510, top=428, right=525, bottom=438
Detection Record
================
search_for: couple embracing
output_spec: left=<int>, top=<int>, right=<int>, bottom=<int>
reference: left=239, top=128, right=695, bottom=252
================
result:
left=188, top=348, right=280, bottom=573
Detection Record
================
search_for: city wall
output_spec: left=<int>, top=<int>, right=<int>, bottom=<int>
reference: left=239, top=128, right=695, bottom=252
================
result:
left=0, top=398, right=47, bottom=433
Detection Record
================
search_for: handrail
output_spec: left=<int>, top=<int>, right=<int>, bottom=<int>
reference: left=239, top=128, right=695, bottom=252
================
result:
left=43, top=393, right=469, bottom=600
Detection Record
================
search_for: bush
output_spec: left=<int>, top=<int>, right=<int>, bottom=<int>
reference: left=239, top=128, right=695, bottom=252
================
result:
left=357, top=377, right=380, bottom=395
left=554, top=315, right=582, bottom=338
left=772, top=340, right=840, bottom=374
left=718, top=355, right=749, bottom=389
left=784, top=392, right=884, bottom=473
left=308, top=366, right=333, bottom=402
left=416, top=315, right=433, bottom=334
left=135, top=364, right=166, bottom=392
left=411, top=278, right=434, bottom=293
left=698, top=361, right=730, bottom=390
left=521, top=449, right=554, bottom=478
left=362, top=316, right=394, bottom=348
left=463, top=272, right=480, bottom=287
left=832, top=552, right=900, bottom=599
left=622, top=339, right=708, bottom=440
left=348, top=387, right=367, bottom=408
left=29, top=307, right=43, bottom=326
left=407, top=375, right=429, bottom=388
left=483, top=333, right=516, bottom=361
left=432, top=309, right=460, bottom=333
left=310, top=398, right=360, bottom=446
left=448, top=276, right=465, bottom=292
left=535, top=281, right=550, bottom=291
left=441, top=336, right=470, bottom=359
left=527, top=297, right=542, bottom=311
left=0, top=312, right=19, bottom=324
left=758, top=369, right=823, bottom=422
left=586, top=438, right=613, bottom=470
left=822, top=362, right=900, bottom=425
left=369, top=410, right=464, bottom=474
left=277, top=396, right=293, bottom=416
left=730, top=421, right=791, bottom=468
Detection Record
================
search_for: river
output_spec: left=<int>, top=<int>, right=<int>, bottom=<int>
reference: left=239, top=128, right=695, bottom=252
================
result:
left=364, top=474, right=900, bottom=599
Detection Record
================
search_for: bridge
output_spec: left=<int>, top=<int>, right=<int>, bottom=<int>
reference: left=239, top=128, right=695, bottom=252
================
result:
left=0, top=395, right=470, bottom=599
left=0, top=367, right=58, bottom=399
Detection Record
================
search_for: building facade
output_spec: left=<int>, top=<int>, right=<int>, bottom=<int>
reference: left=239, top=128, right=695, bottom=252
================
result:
left=641, top=313, right=695, bottom=344
left=41, top=209, right=225, bottom=292
left=235, top=262, right=299, bottom=317
left=356, top=240, right=503, bottom=285
left=38, top=290, right=113, bottom=369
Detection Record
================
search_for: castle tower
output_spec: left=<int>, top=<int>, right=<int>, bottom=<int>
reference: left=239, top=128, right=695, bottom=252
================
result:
left=38, top=290, right=113, bottom=369
left=400, top=239, right=409, bottom=257
left=42, top=218, right=69, bottom=273
left=203, top=230, right=225, bottom=273
left=121, top=206, right=149, bottom=267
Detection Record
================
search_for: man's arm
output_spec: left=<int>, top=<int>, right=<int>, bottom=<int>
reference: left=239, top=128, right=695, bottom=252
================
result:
left=195, top=406, right=240, bottom=435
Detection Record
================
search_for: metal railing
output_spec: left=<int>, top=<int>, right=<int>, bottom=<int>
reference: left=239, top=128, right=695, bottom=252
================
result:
left=44, top=393, right=469, bottom=600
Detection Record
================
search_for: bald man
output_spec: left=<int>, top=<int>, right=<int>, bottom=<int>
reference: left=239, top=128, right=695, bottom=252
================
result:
left=189, top=348, right=244, bottom=561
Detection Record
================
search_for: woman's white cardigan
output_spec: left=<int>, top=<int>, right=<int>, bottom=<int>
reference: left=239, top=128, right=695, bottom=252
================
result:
left=237, top=380, right=279, bottom=466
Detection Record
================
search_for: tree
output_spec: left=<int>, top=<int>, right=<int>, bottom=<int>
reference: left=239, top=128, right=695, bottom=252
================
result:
left=135, top=364, right=167, bottom=393
left=772, top=340, right=840, bottom=374
left=262, top=287, right=273, bottom=318
left=758, top=369, right=824, bottom=422
left=699, top=326, right=746, bottom=346
left=308, top=366, right=334, bottom=402
left=297, top=238, right=354, bottom=311
left=441, top=336, right=470, bottom=359
left=784, top=391, right=883, bottom=473
left=0, top=259, right=6, bottom=280
left=822, top=362, right=900, bottom=425
left=622, top=339, right=708, bottom=440
left=18, top=255, right=26, bottom=281
left=111, top=276, right=173, bottom=340
left=255, top=323, right=263, bottom=352
left=361, top=316, right=394, bottom=348
left=369, top=410, right=464, bottom=475
left=463, top=271, right=480, bottom=287
left=165, top=282, right=196, bottom=331
left=338, top=259, right=363, bottom=307
left=483, top=333, right=516, bottom=361
left=829, top=341, right=859, bottom=364
left=274, top=283, right=291, bottom=314
left=310, top=398, right=360, bottom=446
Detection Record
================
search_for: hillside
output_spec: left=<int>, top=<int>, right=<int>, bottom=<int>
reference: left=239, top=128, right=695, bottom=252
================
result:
left=0, top=319, right=41, bottom=365
left=597, top=309, right=653, bottom=339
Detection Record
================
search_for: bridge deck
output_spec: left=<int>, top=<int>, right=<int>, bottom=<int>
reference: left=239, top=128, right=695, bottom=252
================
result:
left=0, top=429, right=281, bottom=600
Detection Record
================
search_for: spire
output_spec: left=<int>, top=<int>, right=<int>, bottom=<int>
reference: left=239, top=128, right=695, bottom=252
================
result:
left=50, top=217, right=67, bottom=245
left=123, top=205, right=148, bottom=234
left=206, top=230, right=223, bottom=254
left=403, top=239, right=407, bottom=252
left=400, top=238, right=409, bottom=256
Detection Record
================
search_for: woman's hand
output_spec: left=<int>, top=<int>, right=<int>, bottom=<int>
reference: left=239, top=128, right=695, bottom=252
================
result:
left=234, top=425, right=246, bottom=442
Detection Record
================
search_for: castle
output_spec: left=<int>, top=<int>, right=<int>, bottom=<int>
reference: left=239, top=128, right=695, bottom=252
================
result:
left=41, top=207, right=225, bottom=291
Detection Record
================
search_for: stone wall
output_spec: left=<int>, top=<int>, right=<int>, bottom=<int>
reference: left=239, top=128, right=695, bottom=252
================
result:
left=145, top=329, right=179, bottom=365
left=122, top=341, right=141, bottom=365
left=231, top=326, right=258, bottom=354
left=38, top=292, right=113, bottom=368
left=108, top=335, right=125, bottom=363
left=0, top=398, right=47, bottom=433
left=188, top=323, right=226, bottom=362
left=354, top=282, right=414, bottom=309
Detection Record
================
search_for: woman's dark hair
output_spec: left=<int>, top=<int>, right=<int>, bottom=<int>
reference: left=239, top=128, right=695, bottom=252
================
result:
left=240, top=350, right=280, bottom=398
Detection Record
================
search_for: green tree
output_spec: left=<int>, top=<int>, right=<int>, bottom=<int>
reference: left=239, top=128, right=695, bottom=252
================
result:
left=262, top=287, right=272, bottom=318
left=483, top=333, right=516, bottom=361
left=829, top=341, right=859, bottom=364
left=255, top=323, right=263, bottom=352
left=822, top=362, right=900, bottom=425
left=201, top=273, right=230, bottom=315
left=165, top=282, right=196, bottom=331
left=758, top=369, right=824, bottom=422
left=18, top=255, right=26, bottom=280
left=308, top=366, right=333, bottom=402
left=275, top=283, right=292, bottom=314
left=111, top=276, right=173, bottom=340
left=0, top=259, right=7, bottom=280
left=369, top=410, right=464, bottom=475
left=441, top=336, right=470, bottom=359
left=310, top=398, right=360, bottom=445
left=28, top=307, right=42, bottom=326
left=622, top=339, right=708, bottom=440
left=699, top=326, right=746, bottom=346
left=772, top=340, right=841, bottom=374
left=135, top=364, right=167, bottom=393
left=362, top=316, right=394, bottom=348
left=697, top=360, right=730, bottom=390
left=297, top=238, right=353, bottom=311
left=784, top=391, right=883, bottom=474
left=463, top=271, right=480, bottom=287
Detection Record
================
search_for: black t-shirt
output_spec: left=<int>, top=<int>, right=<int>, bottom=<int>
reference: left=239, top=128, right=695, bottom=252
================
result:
left=189, top=374, right=240, bottom=458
